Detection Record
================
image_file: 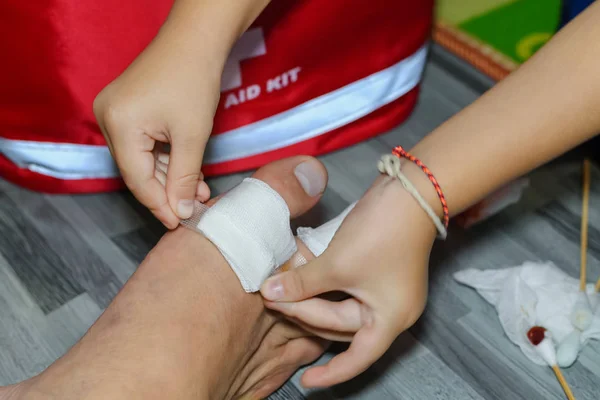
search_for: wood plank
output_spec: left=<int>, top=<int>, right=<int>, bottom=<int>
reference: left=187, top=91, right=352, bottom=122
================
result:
left=47, top=195, right=137, bottom=284
left=0, top=255, right=54, bottom=384
left=0, top=193, right=82, bottom=313
left=2, top=188, right=122, bottom=312
left=72, top=192, right=146, bottom=237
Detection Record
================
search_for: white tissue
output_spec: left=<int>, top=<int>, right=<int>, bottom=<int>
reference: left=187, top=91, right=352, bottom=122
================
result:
left=590, top=292, right=599, bottom=312
left=297, top=202, right=356, bottom=257
left=454, top=262, right=600, bottom=366
left=571, top=291, right=594, bottom=331
left=556, top=330, right=581, bottom=368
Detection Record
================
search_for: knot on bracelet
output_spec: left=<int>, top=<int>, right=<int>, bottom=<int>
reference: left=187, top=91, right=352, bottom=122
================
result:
left=378, top=154, right=447, bottom=239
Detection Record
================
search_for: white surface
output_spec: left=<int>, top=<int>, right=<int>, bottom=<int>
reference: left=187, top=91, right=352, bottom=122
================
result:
left=454, top=262, right=600, bottom=366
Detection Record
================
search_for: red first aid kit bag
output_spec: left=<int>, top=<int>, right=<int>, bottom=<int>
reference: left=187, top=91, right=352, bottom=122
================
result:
left=0, top=0, right=433, bottom=193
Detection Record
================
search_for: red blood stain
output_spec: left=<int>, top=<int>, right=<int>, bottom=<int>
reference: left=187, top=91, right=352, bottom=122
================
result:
left=527, top=326, right=546, bottom=346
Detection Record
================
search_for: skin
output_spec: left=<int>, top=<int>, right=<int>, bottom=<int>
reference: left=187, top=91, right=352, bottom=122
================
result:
left=94, top=0, right=271, bottom=228
left=93, top=0, right=600, bottom=391
left=260, top=1, right=600, bottom=388
left=0, top=156, right=328, bottom=400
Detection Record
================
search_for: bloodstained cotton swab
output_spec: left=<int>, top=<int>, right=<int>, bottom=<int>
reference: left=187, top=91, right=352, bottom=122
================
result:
left=527, top=326, right=576, bottom=400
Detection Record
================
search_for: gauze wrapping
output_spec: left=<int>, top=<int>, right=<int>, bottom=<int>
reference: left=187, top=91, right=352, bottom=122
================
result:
left=181, top=175, right=356, bottom=292
left=297, top=202, right=356, bottom=256
left=181, top=178, right=297, bottom=292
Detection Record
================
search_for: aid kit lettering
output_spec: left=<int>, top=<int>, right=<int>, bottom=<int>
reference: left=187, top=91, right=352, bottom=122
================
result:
left=224, top=67, right=302, bottom=109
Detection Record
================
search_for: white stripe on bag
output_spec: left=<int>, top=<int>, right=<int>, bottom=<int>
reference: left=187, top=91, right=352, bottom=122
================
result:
left=0, top=45, right=427, bottom=180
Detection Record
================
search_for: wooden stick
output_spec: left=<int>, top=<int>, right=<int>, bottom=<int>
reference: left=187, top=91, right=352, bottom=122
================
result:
left=580, top=159, right=591, bottom=292
left=595, top=277, right=600, bottom=293
left=552, top=365, right=576, bottom=400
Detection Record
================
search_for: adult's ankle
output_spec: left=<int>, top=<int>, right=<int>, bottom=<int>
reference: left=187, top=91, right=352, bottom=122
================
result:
left=71, top=227, right=277, bottom=399
left=3, top=227, right=279, bottom=400
left=0, top=385, right=18, bottom=400
left=0, top=380, right=41, bottom=400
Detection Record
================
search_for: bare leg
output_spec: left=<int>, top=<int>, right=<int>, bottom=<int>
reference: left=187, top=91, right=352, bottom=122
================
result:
left=0, top=156, right=328, bottom=400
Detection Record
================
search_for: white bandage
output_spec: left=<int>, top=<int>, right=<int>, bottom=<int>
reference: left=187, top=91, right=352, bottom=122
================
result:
left=181, top=178, right=297, bottom=292
left=297, top=202, right=356, bottom=257
left=181, top=177, right=356, bottom=291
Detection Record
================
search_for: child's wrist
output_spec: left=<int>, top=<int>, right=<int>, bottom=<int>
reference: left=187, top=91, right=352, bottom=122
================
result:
left=160, top=0, right=269, bottom=72
left=155, top=20, right=230, bottom=75
left=374, top=174, right=438, bottom=245
left=396, top=153, right=446, bottom=223
left=375, top=150, right=447, bottom=236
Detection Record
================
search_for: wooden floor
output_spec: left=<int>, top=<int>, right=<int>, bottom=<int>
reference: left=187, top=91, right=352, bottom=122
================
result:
left=1, top=49, right=599, bottom=399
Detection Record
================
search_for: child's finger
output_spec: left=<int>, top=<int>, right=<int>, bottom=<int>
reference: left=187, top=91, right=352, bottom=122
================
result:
left=153, top=153, right=209, bottom=202
left=166, top=131, right=207, bottom=220
left=300, top=323, right=394, bottom=388
left=196, top=179, right=210, bottom=202
left=261, top=256, right=340, bottom=302
left=285, top=317, right=355, bottom=342
left=107, top=124, right=179, bottom=230
left=124, top=154, right=178, bottom=228
left=264, top=297, right=363, bottom=333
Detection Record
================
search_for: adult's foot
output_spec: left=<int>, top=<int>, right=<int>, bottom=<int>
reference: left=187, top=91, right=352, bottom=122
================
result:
left=231, top=240, right=330, bottom=399
left=1, top=156, right=328, bottom=400
left=0, top=384, right=30, bottom=400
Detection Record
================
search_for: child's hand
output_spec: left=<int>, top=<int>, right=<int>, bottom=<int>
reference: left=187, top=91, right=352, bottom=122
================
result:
left=260, top=176, right=437, bottom=387
left=94, top=28, right=223, bottom=229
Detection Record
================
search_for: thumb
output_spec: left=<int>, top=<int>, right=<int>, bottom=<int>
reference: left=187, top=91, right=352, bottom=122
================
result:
left=166, top=132, right=207, bottom=220
left=261, top=257, right=339, bottom=302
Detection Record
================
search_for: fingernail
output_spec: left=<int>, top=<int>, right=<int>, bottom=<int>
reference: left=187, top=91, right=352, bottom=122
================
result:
left=263, top=277, right=284, bottom=300
left=294, top=160, right=326, bottom=197
left=177, top=199, right=194, bottom=219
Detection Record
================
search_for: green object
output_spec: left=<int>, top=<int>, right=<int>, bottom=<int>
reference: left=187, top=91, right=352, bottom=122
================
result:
left=458, top=0, right=561, bottom=62
left=436, top=0, right=517, bottom=25
left=436, top=0, right=562, bottom=66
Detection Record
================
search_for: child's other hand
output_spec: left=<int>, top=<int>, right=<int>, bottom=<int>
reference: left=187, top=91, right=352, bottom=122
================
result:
left=94, top=28, right=222, bottom=229
left=260, top=176, right=437, bottom=387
